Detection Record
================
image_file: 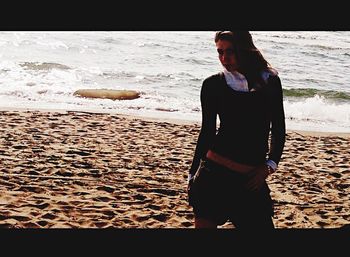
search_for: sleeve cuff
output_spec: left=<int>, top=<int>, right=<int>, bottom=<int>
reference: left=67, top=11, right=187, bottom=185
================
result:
left=266, top=159, right=277, bottom=171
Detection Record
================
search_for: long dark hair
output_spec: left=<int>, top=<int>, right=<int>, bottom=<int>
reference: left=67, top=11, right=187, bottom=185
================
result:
left=215, top=31, right=272, bottom=87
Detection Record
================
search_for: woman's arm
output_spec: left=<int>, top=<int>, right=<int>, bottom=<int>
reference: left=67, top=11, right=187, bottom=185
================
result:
left=268, top=75, right=286, bottom=166
left=188, top=78, right=218, bottom=178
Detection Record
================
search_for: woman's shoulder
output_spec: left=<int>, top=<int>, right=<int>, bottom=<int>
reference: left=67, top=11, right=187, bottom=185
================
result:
left=202, top=72, right=224, bottom=89
left=261, top=67, right=279, bottom=83
left=201, top=73, right=225, bottom=96
left=262, top=68, right=283, bottom=95
left=204, top=72, right=223, bottom=83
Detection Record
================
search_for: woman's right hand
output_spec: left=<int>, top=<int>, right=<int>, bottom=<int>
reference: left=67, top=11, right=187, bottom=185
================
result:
left=187, top=176, right=195, bottom=206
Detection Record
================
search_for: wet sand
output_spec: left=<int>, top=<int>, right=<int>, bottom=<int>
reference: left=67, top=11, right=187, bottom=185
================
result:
left=0, top=109, right=349, bottom=228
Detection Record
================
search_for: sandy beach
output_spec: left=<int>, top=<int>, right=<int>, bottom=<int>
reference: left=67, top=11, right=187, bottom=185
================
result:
left=0, top=109, right=349, bottom=229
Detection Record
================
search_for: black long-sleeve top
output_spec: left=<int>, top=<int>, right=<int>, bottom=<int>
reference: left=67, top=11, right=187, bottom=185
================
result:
left=189, top=71, right=286, bottom=176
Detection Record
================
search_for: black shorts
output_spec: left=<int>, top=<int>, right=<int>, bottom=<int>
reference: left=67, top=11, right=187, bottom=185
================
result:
left=188, top=159, right=274, bottom=228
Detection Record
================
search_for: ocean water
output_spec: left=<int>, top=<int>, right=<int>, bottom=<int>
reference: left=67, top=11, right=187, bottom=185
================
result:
left=0, top=31, right=349, bottom=132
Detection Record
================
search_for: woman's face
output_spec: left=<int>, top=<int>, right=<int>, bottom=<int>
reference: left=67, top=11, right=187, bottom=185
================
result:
left=216, top=39, right=238, bottom=72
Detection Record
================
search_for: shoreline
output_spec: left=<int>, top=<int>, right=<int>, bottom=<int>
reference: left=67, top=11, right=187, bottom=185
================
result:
left=1, top=106, right=349, bottom=138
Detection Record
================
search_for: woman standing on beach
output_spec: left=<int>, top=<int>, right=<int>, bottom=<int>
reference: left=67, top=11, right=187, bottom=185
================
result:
left=187, top=31, right=286, bottom=229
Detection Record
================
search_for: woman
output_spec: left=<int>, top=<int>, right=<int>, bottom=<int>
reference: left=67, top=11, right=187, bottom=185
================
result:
left=187, top=31, right=286, bottom=229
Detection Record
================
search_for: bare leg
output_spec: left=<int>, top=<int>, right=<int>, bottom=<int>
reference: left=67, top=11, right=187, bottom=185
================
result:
left=195, top=218, right=217, bottom=228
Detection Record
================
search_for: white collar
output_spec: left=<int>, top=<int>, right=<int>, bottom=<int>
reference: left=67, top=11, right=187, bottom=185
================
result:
left=223, top=68, right=249, bottom=92
left=223, top=67, right=279, bottom=92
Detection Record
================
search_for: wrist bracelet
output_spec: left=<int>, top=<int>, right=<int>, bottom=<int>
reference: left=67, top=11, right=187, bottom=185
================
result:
left=267, top=165, right=274, bottom=175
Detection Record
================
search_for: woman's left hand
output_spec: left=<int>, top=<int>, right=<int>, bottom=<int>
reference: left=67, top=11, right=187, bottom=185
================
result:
left=245, top=164, right=270, bottom=192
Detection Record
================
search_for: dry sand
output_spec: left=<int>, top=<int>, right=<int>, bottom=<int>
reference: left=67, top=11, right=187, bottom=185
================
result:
left=0, top=109, right=349, bottom=228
